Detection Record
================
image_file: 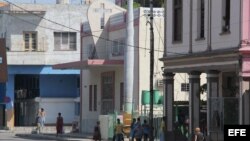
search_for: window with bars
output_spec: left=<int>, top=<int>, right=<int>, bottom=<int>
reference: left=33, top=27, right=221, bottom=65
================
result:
left=120, top=82, right=124, bottom=111
left=222, top=0, right=230, bottom=32
left=112, top=38, right=125, bottom=56
left=54, top=32, right=76, bottom=50
left=89, top=84, right=97, bottom=111
left=198, top=0, right=205, bottom=38
left=173, top=0, right=183, bottom=42
left=94, top=85, right=97, bottom=111
left=89, top=85, right=92, bottom=111
left=181, top=83, right=189, bottom=92
left=23, top=32, right=37, bottom=51
left=15, top=75, right=39, bottom=99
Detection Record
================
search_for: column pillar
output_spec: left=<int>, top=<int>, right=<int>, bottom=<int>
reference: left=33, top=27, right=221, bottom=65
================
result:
left=189, top=71, right=201, bottom=135
left=240, top=77, right=250, bottom=124
left=163, top=71, right=175, bottom=141
left=207, top=70, right=220, bottom=141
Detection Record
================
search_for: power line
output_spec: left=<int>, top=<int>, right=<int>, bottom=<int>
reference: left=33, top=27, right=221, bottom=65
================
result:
left=2, top=0, right=167, bottom=53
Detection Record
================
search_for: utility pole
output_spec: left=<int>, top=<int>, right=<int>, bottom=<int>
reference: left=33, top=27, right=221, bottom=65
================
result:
left=149, top=0, right=154, bottom=140
left=124, top=0, right=134, bottom=114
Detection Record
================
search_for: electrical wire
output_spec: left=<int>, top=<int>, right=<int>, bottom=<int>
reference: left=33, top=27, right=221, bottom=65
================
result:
left=2, top=0, right=167, bottom=53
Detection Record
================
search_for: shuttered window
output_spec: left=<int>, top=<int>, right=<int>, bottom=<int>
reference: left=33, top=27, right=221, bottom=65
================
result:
left=54, top=32, right=76, bottom=50
left=23, top=32, right=37, bottom=51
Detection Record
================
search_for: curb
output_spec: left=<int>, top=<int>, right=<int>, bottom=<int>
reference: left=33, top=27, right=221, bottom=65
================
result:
left=0, top=130, right=14, bottom=133
left=15, top=133, right=77, bottom=141
left=15, top=133, right=94, bottom=141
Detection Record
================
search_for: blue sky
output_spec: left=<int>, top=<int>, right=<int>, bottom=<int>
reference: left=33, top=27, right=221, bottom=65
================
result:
left=1, top=0, right=83, bottom=4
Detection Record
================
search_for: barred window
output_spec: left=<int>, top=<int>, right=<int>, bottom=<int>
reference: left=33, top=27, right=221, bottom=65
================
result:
left=181, top=83, right=189, bottom=92
left=197, top=0, right=205, bottom=38
left=222, top=0, right=230, bottom=32
left=173, top=0, right=183, bottom=42
left=89, top=85, right=92, bottom=111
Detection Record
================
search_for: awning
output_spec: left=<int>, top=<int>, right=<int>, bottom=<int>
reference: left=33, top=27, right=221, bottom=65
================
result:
left=52, top=59, right=124, bottom=70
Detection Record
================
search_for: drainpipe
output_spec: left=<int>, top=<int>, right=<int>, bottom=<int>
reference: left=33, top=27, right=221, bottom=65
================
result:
left=79, top=22, right=83, bottom=133
left=206, top=1, right=212, bottom=139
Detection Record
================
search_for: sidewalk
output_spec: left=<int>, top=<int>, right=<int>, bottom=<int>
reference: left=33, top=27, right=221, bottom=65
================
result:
left=15, top=132, right=93, bottom=141
left=15, top=132, right=130, bottom=141
left=4, top=126, right=130, bottom=141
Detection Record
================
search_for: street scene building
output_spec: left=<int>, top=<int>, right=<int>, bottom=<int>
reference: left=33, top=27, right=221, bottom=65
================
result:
left=1, top=0, right=250, bottom=141
left=0, top=0, right=206, bottom=135
left=0, top=0, right=84, bottom=128
left=162, top=0, right=250, bottom=141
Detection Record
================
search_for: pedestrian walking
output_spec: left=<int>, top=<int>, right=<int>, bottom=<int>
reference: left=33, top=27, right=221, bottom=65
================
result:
left=142, top=119, right=150, bottom=141
left=35, top=110, right=42, bottom=134
left=129, top=118, right=136, bottom=141
left=93, top=121, right=101, bottom=141
left=40, top=108, right=46, bottom=127
left=114, top=118, right=124, bottom=141
left=134, top=117, right=143, bottom=141
left=56, top=112, right=64, bottom=136
left=159, top=116, right=166, bottom=141
left=40, top=108, right=46, bottom=132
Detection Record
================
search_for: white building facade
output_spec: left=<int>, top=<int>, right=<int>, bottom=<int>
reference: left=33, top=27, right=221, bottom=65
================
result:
left=162, top=0, right=250, bottom=141
left=0, top=2, right=88, bottom=128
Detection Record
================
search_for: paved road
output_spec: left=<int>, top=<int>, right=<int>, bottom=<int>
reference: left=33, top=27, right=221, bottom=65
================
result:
left=0, top=132, right=56, bottom=141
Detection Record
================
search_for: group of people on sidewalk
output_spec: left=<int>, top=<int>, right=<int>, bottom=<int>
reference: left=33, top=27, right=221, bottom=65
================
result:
left=35, top=108, right=64, bottom=136
left=92, top=116, right=205, bottom=141
left=92, top=117, right=152, bottom=141
left=129, top=117, right=151, bottom=141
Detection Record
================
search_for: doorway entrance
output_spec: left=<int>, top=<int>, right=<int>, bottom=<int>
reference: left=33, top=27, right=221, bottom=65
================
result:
left=14, top=74, right=39, bottom=126
left=101, top=71, right=115, bottom=114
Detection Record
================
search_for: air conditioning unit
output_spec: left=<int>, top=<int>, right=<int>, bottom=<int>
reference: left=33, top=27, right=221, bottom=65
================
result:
left=157, top=79, right=163, bottom=87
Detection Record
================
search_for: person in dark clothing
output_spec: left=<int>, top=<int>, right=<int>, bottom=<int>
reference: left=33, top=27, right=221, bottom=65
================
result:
left=93, top=121, right=101, bottom=141
left=134, top=117, right=143, bottom=141
left=130, top=118, right=136, bottom=141
left=192, top=127, right=205, bottom=141
left=56, top=112, right=64, bottom=136
left=142, top=119, right=150, bottom=141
